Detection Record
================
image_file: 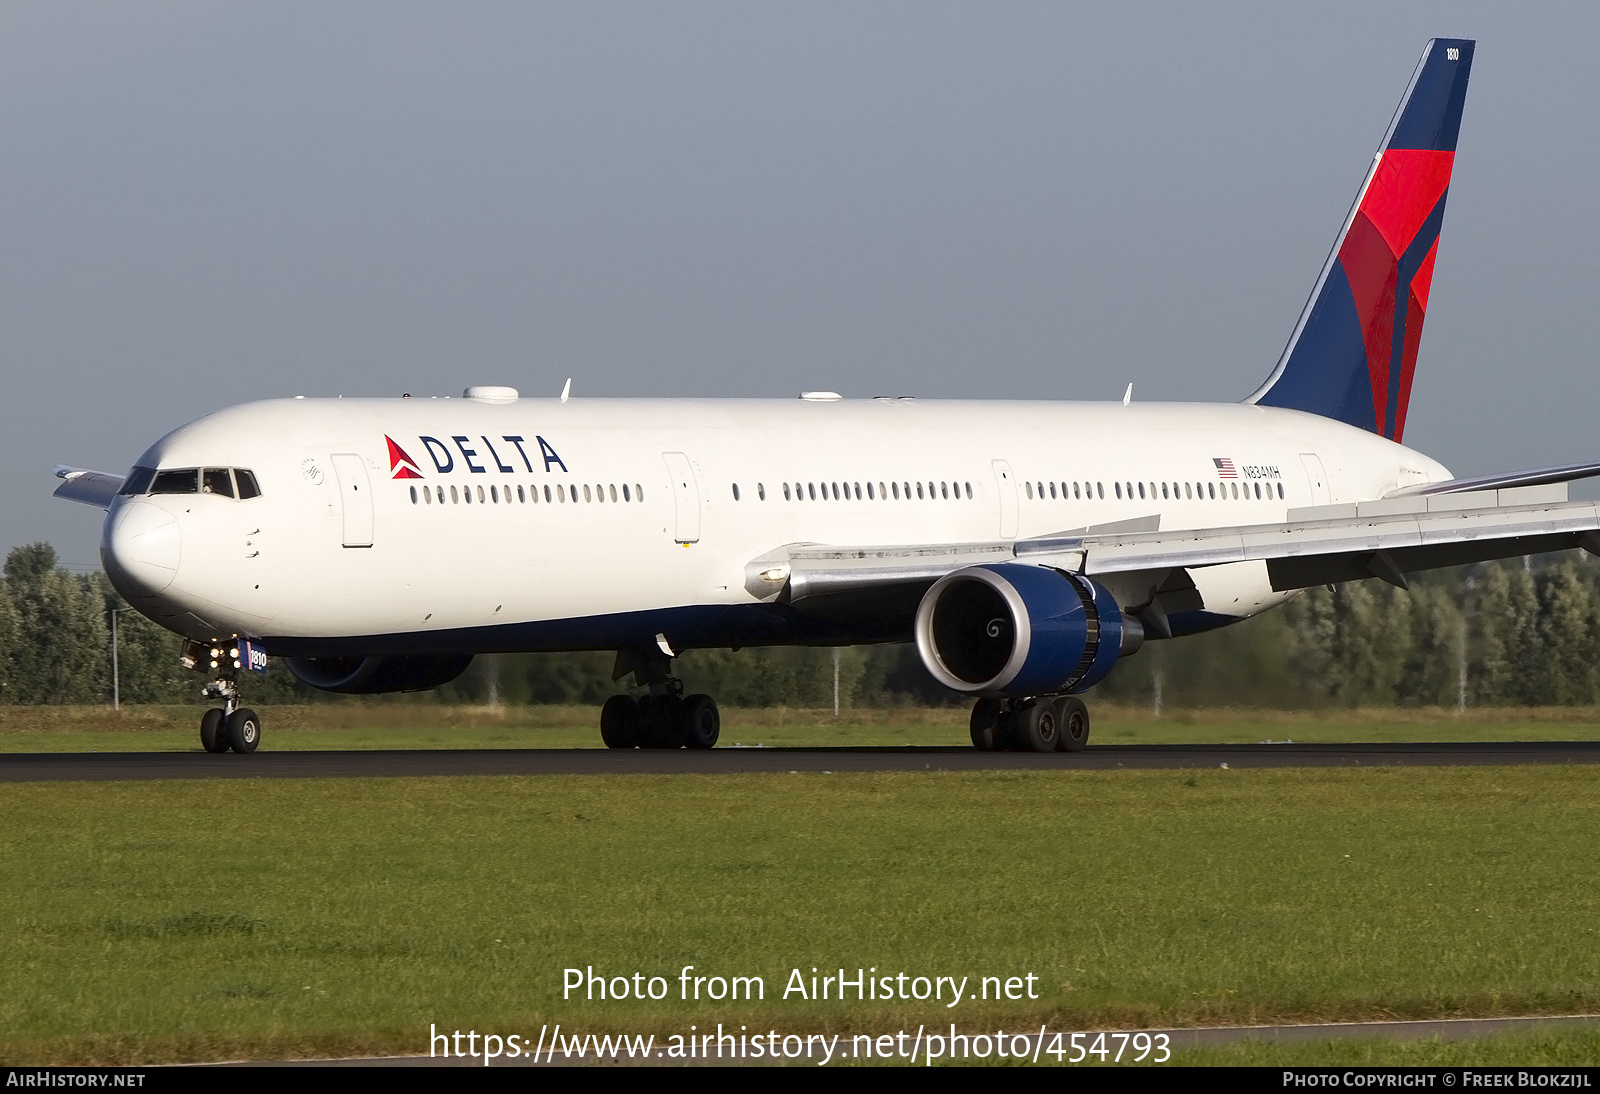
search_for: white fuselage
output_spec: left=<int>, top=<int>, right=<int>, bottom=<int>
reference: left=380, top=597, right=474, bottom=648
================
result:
left=100, top=395, right=1450, bottom=656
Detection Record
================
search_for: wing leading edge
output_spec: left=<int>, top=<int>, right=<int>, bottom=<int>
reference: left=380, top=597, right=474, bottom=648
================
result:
left=752, top=483, right=1600, bottom=607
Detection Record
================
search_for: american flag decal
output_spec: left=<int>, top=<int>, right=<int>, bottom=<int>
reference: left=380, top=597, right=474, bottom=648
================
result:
left=1213, top=458, right=1237, bottom=479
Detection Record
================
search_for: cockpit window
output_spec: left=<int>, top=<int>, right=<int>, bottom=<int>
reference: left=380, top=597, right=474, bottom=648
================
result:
left=150, top=469, right=199, bottom=495
left=203, top=468, right=234, bottom=497
left=119, top=467, right=156, bottom=495
left=129, top=466, right=261, bottom=498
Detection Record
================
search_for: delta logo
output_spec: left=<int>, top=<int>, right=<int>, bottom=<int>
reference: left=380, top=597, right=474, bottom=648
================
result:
left=386, top=436, right=425, bottom=479
left=383, top=433, right=569, bottom=478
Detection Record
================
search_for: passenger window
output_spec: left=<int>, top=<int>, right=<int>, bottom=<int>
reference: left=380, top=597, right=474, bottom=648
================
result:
left=1114, top=482, right=1122, bottom=499
left=867, top=482, right=875, bottom=500
left=623, top=484, right=631, bottom=502
left=783, top=483, right=792, bottom=501
left=518, top=485, right=526, bottom=503
left=1138, top=483, right=1145, bottom=499
left=855, top=482, right=862, bottom=500
left=150, top=468, right=199, bottom=495
left=409, top=486, right=418, bottom=504
left=477, top=485, right=486, bottom=503
left=808, top=483, right=816, bottom=500
left=916, top=482, right=925, bottom=499
left=965, top=482, right=973, bottom=499
left=119, top=466, right=157, bottom=495
left=491, top=485, right=499, bottom=504
left=1231, top=482, right=1239, bottom=499
left=732, top=484, right=740, bottom=501
left=635, top=484, right=643, bottom=502
left=1277, top=483, right=1285, bottom=499
left=1025, top=482, right=1034, bottom=499
left=758, top=483, right=765, bottom=501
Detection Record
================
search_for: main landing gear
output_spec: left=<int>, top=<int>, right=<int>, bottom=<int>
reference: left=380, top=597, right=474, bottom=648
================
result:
left=969, top=696, right=1090, bottom=753
left=600, top=641, right=720, bottom=750
left=184, top=640, right=261, bottom=754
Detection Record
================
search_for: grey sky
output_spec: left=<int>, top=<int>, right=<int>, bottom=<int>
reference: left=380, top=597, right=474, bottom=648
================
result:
left=5, top=2, right=1600, bottom=568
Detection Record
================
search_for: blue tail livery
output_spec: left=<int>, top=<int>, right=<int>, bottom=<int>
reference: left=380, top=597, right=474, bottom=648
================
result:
left=1249, top=38, right=1474, bottom=443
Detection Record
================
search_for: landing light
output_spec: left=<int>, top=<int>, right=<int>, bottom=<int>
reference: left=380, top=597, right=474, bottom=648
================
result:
left=760, top=567, right=788, bottom=582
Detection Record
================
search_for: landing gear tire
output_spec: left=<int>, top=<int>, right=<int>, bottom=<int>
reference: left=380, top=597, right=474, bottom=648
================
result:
left=970, top=698, right=1003, bottom=751
left=1055, top=696, right=1090, bottom=752
left=641, top=694, right=690, bottom=749
left=200, top=708, right=227, bottom=753
left=683, top=694, right=720, bottom=749
left=225, top=707, right=261, bottom=754
left=600, top=695, right=642, bottom=749
left=1015, top=699, right=1061, bottom=752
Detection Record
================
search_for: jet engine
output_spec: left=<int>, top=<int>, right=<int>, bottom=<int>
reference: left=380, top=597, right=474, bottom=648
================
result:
left=282, top=654, right=474, bottom=694
left=914, top=564, right=1142, bottom=696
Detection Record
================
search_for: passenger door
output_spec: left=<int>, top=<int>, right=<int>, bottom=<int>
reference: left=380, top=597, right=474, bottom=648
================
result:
left=663, top=451, right=701, bottom=544
left=992, top=459, right=1018, bottom=538
left=331, top=453, right=374, bottom=547
left=1299, top=453, right=1331, bottom=506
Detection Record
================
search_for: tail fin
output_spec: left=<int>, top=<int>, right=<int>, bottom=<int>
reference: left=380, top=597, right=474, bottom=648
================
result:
left=1248, top=38, right=1474, bottom=442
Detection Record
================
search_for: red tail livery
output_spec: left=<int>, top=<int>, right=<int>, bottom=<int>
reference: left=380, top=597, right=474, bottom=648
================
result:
left=1250, top=39, right=1473, bottom=442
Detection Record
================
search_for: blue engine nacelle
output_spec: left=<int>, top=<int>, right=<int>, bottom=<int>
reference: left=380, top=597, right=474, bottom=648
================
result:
left=283, top=654, right=474, bottom=694
left=914, top=564, right=1143, bottom=697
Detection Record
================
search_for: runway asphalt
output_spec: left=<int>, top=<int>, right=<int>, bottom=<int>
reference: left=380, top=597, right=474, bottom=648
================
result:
left=4, top=740, right=1600, bottom=782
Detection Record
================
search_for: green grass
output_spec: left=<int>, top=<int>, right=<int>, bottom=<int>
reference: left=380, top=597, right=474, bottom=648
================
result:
left=7, top=703, right=1600, bottom=752
left=3, top=765, right=1600, bottom=1064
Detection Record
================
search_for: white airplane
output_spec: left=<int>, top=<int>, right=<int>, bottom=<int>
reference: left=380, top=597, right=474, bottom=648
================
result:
left=52, top=38, right=1600, bottom=755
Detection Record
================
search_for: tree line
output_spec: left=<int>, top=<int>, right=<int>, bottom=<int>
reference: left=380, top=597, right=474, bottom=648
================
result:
left=3, top=541, right=1598, bottom=708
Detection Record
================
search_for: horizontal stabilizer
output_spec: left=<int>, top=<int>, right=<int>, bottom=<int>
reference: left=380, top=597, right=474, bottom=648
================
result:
left=52, top=466, right=123, bottom=509
left=1391, top=459, right=1600, bottom=497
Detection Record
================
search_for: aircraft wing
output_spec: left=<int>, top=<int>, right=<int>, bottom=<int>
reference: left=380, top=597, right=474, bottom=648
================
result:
left=52, top=466, right=124, bottom=509
left=747, top=483, right=1600, bottom=605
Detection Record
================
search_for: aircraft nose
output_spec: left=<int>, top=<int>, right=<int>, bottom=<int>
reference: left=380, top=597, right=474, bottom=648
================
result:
left=102, top=498, right=182, bottom=596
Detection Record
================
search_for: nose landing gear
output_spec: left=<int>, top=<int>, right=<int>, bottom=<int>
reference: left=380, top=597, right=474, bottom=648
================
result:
left=970, top=696, right=1090, bottom=752
left=184, top=639, right=262, bottom=754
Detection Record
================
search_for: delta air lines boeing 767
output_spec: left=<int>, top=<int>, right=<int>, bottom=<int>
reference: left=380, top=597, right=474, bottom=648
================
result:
left=52, top=39, right=1600, bottom=754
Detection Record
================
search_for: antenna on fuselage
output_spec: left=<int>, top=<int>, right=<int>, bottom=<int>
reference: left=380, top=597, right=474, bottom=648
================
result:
left=560, top=378, right=572, bottom=403
left=1122, top=383, right=1133, bottom=407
